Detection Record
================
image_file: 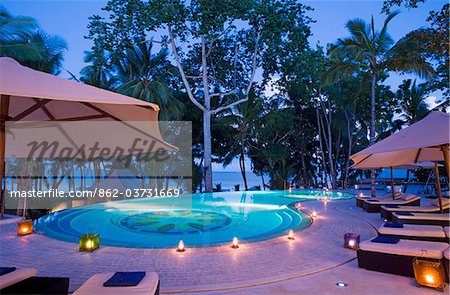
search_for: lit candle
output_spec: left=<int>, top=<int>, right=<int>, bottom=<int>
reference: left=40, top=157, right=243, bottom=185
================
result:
left=311, top=211, right=317, bottom=218
left=177, top=240, right=185, bottom=252
left=425, top=274, right=435, bottom=284
left=348, top=239, right=355, bottom=248
left=231, top=237, right=239, bottom=249
left=287, top=230, right=295, bottom=240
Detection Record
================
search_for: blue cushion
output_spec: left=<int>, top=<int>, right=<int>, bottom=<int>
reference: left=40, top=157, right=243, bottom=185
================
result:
left=371, top=236, right=400, bottom=244
left=395, top=212, right=414, bottom=216
left=103, top=272, right=146, bottom=287
left=384, top=222, right=404, bottom=228
left=0, top=267, right=16, bottom=276
left=384, top=205, right=399, bottom=208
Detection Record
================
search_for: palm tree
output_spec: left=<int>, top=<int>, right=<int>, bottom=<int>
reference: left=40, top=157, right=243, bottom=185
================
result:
left=395, top=79, right=430, bottom=125
left=217, top=95, right=262, bottom=190
left=18, top=30, right=67, bottom=75
left=328, top=11, right=436, bottom=197
left=0, top=5, right=39, bottom=62
left=80, top=50, right=117, bottom=89
left=115, top=42, right=184, bottom=120
left=0, top=6, right=67, bottom=75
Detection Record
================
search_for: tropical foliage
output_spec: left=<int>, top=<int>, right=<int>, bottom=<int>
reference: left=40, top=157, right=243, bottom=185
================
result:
left=0, top=5, right=67, bottom=75
left=1, top=1, right=448, bottom=194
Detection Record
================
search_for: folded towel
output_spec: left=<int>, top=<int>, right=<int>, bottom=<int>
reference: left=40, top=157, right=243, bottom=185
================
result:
left=371, top=236, right=400, bottom=244
left=104, top=272, right=146, bottom=287
left=0, top=267, right=16, bottom=276
left=384, top=205, right=399, bottom=208
left=395, top=212, right=414, bottom=216
left=384, top=222, right=404, bottom=228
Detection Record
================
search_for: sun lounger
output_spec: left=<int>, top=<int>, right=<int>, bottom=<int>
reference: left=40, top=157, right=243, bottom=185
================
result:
left=357, top=238, right=448, bottom=277
left=378, top=223, right=448, bottom=242
left=356, top=192, right=403, bottom=207
left=362, top=194, right=420, bottom=213
left=392, top=212, right=450, bottom=226
left=0, top=268, right=37, bottom=289
left=1, top=276, right=69, bottom=294
left=380, top=199, right=450, bottom=221
left=73, top=272, right=159, bottom=295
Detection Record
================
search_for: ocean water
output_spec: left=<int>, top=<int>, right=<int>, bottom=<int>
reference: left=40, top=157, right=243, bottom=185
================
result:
left=212, top=172, right=264, bottom=190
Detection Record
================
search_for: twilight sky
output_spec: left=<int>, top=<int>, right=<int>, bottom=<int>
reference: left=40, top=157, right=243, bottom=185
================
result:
left=2, top=0, right=445, bottom=172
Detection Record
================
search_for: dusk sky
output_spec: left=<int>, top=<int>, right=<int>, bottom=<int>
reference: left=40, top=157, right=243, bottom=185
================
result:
left=3, top=0, right=445, bottom=172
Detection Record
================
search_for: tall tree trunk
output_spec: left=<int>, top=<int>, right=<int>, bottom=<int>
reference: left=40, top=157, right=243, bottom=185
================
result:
left=239, top=149, right=248, bottom=191
left=343, top=110, right=353, bottom=189
left=203, top=111, right=213, bottom=192
left=370, top=73, right=377, bottom=197
left=300, top=143, right=308, bottom=187
left=316, top=109, right=329, bottom=187
left=201, top=37, right=213, bottom=193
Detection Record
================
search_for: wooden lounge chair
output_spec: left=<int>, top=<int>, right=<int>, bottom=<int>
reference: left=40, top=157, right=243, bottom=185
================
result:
left=356, top=192, right=403, bottom=207
left=377, top=223, right=448, bottom=242
left=357, top=238, right=448, bottom=277
left=73, top=272, right=159, bottom=295
left=362, top=194, right=420, bottom=213
left=0, top=268, right=37, bottom=289
left=392, top=212, right=450, bottom=226
left=380, top=199, right=450, bottom=221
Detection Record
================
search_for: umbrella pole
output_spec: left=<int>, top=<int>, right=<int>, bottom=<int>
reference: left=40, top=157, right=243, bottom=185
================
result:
left=0, top=95, right=10, bottom=219
left=441, top=144, right=450, bottom=181
left=433, top=162, right=443, bottom=213
left=390, top=166, right=395, bottom=199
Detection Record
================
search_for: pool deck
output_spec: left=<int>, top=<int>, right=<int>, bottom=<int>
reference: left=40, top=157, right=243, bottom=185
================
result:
left=0, top=192, right=448, bottom=294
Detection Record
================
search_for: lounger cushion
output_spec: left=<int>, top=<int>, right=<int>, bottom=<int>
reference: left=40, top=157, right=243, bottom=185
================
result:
left=366, top=195, right=419, bottom=205
left=357, top=192, right=402, bottom=200
left=371, top=237, right=399, bottom=244
left=393, top=213, right=450, bottom=221
left=431, top=198, right=450, bottom=207
left=378, top=224, right=446, bottom=238
left=383, top=222, right=404, bottom=228
left=73, top=272, right=159, bottom=295
left=359, top=239, right=448, bottom=259
left=104, top=272, right=145, bottom=287
left=381, top=205, right=443, bottom=213
left=0, top=268, right=37, bottom=289
left=445, top=247, right=449, bottom=260
left=402, top=194, right=418, bottom=201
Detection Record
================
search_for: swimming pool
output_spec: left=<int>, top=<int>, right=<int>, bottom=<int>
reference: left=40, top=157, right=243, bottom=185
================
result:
left=34, top=190, right=353, bottom=248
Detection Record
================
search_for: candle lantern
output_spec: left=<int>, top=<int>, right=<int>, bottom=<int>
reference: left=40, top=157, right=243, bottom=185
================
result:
left=177, top=240, right=185, bottom=252
left=413, top=258, right=445, bottom=291
left=17, top=219, right=33, bottom=236
left=287, top=230, right=295, bottom=240
left=231, top=237, right=239, bottom=249
left=343, top=233, right=360, bottom=250
left=79, top=233, right=99, bottom=252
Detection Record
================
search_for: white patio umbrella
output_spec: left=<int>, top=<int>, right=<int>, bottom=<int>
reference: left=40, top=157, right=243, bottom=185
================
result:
left=351, top=112, right=450, bottom=210
left=0, top=57, right=176, bottom=217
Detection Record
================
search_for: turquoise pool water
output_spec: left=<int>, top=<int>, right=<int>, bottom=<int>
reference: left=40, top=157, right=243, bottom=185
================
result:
left=34, top=190, right=353, bottom=248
